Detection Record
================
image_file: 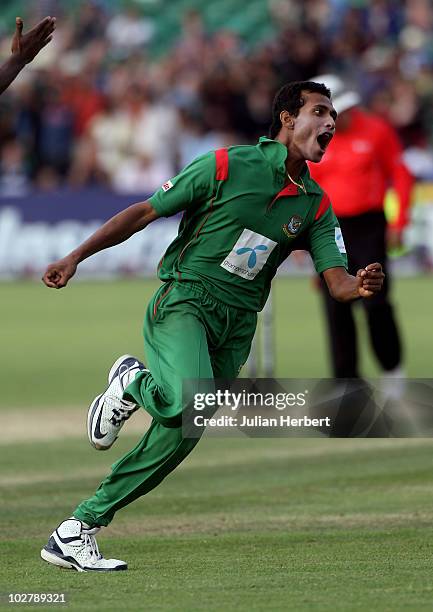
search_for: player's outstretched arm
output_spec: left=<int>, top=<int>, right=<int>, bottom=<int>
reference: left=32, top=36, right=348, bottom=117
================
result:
left=42, top=201, right=159, bottom=289
left=323, top=263, right=385, bottom=302
left=0, top=16, right=56, bottom=95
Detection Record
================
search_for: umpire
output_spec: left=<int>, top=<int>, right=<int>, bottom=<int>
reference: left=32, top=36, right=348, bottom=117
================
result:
left=310, top=74, right=414, bottom=397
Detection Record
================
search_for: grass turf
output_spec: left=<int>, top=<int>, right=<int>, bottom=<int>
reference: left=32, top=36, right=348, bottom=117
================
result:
left=1, top=276, right=432, bottom=407
left=1, top=436, right=433, bottom=610
left=1, top=276, right=433, bottom=610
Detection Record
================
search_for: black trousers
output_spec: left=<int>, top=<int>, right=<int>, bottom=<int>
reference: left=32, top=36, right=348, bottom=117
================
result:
left=320, top=211, right=402, bottom=378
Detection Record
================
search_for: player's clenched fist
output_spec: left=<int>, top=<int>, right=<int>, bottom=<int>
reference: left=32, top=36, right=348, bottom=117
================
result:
left=356, top=262, right=385, bottom=298
left=42, top=256, right=77, bottom=289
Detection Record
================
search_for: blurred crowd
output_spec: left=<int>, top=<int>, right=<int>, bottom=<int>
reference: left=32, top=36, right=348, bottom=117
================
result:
left=0, top=0, right=433, bottom=197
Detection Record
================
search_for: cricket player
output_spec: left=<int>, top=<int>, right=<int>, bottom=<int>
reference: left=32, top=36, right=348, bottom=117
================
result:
left=0, top=16, right=56, bottom=95
left=40, top=81, right=384, bottom=571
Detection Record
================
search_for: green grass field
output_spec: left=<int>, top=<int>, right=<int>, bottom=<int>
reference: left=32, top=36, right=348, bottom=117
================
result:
left=1, top=276, right=432, bottom=407
left=1, top=277, right=433, bottom=610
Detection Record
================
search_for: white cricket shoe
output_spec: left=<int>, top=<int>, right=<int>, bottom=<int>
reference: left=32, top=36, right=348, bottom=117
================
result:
left=87, top=354, right=147, bottom=450
left=40, top=519, right=127, bottom=572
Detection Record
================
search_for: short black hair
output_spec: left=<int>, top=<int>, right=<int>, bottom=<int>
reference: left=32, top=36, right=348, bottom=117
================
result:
left=268, top=81, right=331, bottom=139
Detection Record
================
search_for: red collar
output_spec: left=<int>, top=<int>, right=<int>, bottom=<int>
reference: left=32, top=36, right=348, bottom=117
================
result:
left=268, top=183, right=302, bottom=210
left=273, top=183, right=300, bottom=200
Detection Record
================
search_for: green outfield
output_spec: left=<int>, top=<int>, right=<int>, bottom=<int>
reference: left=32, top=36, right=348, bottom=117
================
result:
left=1, top=276, right=432, bottom=407
left=1, top=276, right=433, bottom=610
left=2, top=436, right=433, bottom=611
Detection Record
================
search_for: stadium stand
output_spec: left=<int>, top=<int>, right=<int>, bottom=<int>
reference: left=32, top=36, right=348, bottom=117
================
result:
left=0, top=0, right=431, bottom=199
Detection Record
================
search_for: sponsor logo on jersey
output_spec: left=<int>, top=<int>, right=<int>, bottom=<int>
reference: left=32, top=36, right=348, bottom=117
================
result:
left=220, top=229, right=277, bottom=280
left=283, top=214, right=303, bottom=238
left=162, top=180, right=174, bottom=192
left=335, top=226, right=346, bottom=253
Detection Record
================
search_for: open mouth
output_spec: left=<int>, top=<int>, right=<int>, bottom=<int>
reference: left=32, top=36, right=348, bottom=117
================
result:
left=317, top=131, right=333, bottom=152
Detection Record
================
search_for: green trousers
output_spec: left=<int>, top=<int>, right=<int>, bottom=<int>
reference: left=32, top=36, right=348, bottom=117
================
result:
left=74, top=281, right=257, bottom=527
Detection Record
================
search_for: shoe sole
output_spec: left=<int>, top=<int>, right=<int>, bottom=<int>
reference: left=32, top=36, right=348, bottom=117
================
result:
left=40, top=547, right=127, bottom=572
left=40, top=547, right=84, bottom=572
left=87, top=355, right=141, bottom=451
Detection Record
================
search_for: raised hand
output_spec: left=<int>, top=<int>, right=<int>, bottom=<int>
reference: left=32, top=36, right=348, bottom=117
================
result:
left=11, top=16, right=56, bottom=64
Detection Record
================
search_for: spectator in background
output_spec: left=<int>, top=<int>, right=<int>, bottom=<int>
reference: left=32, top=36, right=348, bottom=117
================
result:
left=105, top=2, right=154, bottom=57
left=37, top=82, right=74, bottom=180
left=73, top=0, right=107, bottom=47
left=68, top=93, right=122, bottom=187
left=309, top=74, right=414, bottom=399
left=174, top=9, right=208, bottom=68
left=108, top=83, right=177, bottom=193
left=176, top=105, right=226, bottom=168
left=0, top=138, right=30, bottom=197
left=62, top=69, right=105, bottom=138
left=272, top=27, right=322, bottom=82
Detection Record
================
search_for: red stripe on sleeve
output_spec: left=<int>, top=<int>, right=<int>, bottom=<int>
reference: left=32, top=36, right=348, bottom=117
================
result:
left=315, top=192, right=331, bottom=220
left=215, top=148, right=229, bottom=180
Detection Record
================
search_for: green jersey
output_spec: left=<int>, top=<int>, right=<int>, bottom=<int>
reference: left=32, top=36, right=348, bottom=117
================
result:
left=149, top=137, right=347, bottom=312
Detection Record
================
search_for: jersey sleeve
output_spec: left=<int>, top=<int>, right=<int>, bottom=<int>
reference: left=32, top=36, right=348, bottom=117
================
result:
left=308, top=201, right=348, bottom=274
left=149, top=151, right=216, bottom=217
